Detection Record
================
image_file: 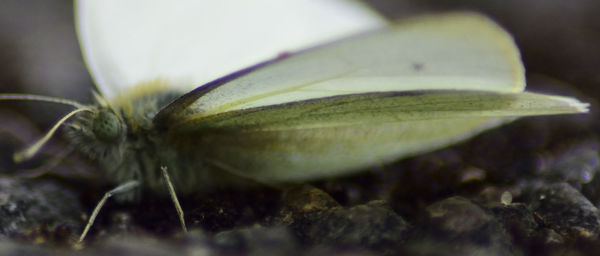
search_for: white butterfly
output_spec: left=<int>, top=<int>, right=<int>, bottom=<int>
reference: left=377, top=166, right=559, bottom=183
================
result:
left=1, top=0, right=588, bottom=242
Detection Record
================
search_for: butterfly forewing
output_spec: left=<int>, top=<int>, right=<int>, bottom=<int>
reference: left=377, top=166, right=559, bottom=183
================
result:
left=174, top=13, right=526, bottom=119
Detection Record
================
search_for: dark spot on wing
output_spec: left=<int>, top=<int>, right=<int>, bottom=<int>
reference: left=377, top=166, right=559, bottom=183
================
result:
left=411, top=62, right=424, bottom=72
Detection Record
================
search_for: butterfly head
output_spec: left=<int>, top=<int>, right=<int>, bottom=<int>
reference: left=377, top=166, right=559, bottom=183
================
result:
left=66, top=101, right=127, bottom=162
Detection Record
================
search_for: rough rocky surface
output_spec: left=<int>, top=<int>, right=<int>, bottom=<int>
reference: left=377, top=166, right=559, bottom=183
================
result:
left=1, top=0, right=600, bottom=255
left=0, top=178, right=82, bottom=243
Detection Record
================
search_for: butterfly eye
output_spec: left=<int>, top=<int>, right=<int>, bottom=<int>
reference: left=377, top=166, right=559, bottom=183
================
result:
left=92, top=111, right=122, bottom=142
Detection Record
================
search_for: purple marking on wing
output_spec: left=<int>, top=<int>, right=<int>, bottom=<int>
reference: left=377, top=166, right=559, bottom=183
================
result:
left=152, top=55, right=291, bottom=130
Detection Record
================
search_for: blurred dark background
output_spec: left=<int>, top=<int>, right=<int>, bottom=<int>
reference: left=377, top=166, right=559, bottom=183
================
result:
left=0, top=0, right=93, bottom=127
left=0, top=0, right=598, bottom=175
left=2, top=0, right=598, bottom=175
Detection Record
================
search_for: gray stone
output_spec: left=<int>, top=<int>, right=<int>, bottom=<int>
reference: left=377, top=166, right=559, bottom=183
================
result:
left=406, top=196, right=518, bottom=256
left=300, top=200, right=409, bottom=252
left=213, top=225, right=298, bottom=255
left=0, top=178, right=82, bottom=243
left=529, top=182, right=600, bottom=239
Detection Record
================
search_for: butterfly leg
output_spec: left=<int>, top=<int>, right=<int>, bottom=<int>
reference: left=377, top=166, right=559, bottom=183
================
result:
left=78, top=180, right=140, bottom=243
left=160, top=166, right=187, bottom=233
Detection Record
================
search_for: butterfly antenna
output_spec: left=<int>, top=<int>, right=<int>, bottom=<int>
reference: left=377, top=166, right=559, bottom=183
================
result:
left=0, top=93, right=85, bottom=108
left=13, top=107, right=92, bottom=163
left=4, top=146, right=76, bottom=179
left=0, top=93, right=91, bottom=162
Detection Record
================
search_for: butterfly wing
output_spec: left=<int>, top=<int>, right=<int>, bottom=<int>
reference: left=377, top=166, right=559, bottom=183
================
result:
left=160, top=13, right=587, bottom=182
left=168, top=12, right=527, bottom=120
left=173, top=91, right=587, bottom=132
left=75, top=0, right=385, bottom=98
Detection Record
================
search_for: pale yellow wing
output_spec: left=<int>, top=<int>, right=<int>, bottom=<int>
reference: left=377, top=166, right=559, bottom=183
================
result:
left=177, top=12, right=525, bottom=119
